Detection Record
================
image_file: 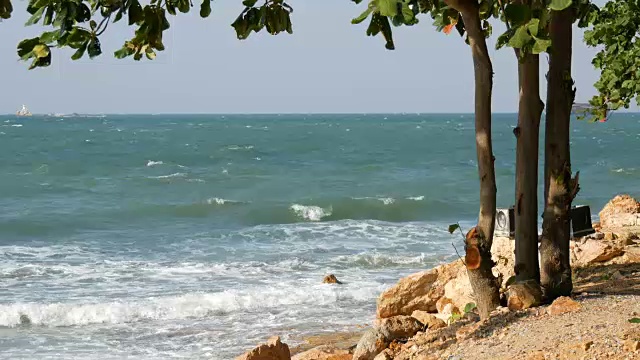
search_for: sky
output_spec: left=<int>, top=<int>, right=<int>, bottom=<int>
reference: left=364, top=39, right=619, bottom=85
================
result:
left=0, top=0, right=626, bottom=114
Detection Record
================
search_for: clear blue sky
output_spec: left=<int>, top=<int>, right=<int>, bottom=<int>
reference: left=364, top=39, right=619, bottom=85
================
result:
left=0, top=0, right=621, bottom=114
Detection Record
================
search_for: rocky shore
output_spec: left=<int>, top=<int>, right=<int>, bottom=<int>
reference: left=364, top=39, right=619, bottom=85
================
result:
left=236, top=195, right=640, bottom=360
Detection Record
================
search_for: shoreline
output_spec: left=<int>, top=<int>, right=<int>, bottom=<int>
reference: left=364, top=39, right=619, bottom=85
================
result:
left=236, top=194, right=640, bottom=359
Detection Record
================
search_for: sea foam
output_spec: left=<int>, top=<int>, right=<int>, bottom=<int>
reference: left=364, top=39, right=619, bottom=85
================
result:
left=290, top=204, right=332, bottom=221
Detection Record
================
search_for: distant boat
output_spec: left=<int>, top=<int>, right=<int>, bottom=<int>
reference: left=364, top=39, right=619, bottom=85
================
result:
left=16, top=104, right=32, bottom=117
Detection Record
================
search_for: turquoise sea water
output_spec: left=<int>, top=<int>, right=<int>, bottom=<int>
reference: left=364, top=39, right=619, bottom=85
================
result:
left=0, top=113, right=638, bottom=359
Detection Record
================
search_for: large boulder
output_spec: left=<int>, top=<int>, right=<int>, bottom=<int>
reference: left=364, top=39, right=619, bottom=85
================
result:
left=352, top=329, right=388, bottom=360
left=236, top=336, right=291, bottom=360
left=375, top=315, right=423, bottom=341
left=376, top=261, right=461, bottom=318
left=410, top=310, right=447, bottom=330
left=570, top=238, right=625, bottom=267
left=599, top=195, right=640, bottom=229
left=376, top=238, right=516, bottom=320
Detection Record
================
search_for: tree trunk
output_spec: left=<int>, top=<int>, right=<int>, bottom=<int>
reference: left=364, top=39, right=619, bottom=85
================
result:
left=455, top=3, right=501, bottom=320
left=514, top=52, right=543, bottom=285
left=540, top=8, right=576, bottom=301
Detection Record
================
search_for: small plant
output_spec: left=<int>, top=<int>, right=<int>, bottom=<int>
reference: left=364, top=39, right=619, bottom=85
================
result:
left=448, top=302, right=477, bottom=324
left=628, top=318, right=640, bottom=324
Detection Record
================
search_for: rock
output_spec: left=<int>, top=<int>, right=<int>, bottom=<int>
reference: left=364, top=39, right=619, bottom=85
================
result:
left=376, top=316, right=423, bottom=341
left=435, top=297, right=455, bottom=314
left=506, top=281, right=542, bottom=310
left=582, top=340, right=594, bottom=351
left=491, top=236, right=516, bottom=288
left=291, top=346, right=351, bottom=360
left=525, top=351, right=546, bottom=360
left=443, top=271, right=475, bottom=313
left=410, top=310, right=447, bottom=330
left=372, top=349, right=393, bottom=360
left=611, top=270, right=624, bottom=280
left=322, top=274, right=343, bottom=284
left=236, top=336, right=291, bottom=360
left=570, top=239, right=625, bottom=267
left=604, top=232, right=618, bottom=241
left=624, top=340, right=640, bottom=352
left=599, top=195, right=640, bottom=228
left=352, top=329, right=388, bottom=360
left=547, top=296, right=582, bottom=316
left=455, top=322, right=481, bottom=341
left=376, top=261, right=462, bottom=318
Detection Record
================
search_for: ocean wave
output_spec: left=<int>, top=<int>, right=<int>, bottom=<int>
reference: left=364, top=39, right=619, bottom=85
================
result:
left=0, top=283, right=381, bottom=328
left=407, top=196, right=424, bottom=201
left=335, top=252, right=430, bottom=268
left=290, top=204, right=332, bottom=221
left=149, top=172, right=186, bottom=179
left=225, top=145, right=254, bottom=151
left=205, top=198, right=242, bottom=206
left=146, top=160, right=164, bottom=167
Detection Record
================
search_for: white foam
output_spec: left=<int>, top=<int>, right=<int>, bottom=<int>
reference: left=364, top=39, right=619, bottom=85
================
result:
left=146, top=160, right=164, bottom=167
left=290, top=204, right=332, bottom=221
left=205, top=198, right=237, bottom=205
left=151, top=173, right=186, bottom=179
left=0, top=283, right=381, bottom=328
left=226, top=145, right=254, bottom=151
left=378, top=197, right=395, bottom=205
left=407, top=196, right=425, bottom=201
left=11, top=124, right=23, bottom=127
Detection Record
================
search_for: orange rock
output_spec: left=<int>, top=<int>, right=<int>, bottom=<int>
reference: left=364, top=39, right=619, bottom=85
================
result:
left=624, top=340, right=640, bottom=352
left=322, top=274, right=343, bottom=284
left=599, top=195, right=640, bottom=228
left=236, top=336, right=291, bottom=360
left=506, top=281, right=542, bottom=310
left=410, top=310, right=447, bottom=330
left=547, top=296, right=582, bottom=316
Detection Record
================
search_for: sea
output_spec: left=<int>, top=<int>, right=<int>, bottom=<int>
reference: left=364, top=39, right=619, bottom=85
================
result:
left=0, top=113, right=638, bottom=359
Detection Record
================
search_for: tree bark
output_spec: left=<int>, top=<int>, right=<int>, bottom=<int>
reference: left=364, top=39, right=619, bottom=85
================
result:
left=514, top=52, right=543, bottom=285
left=449, top=0, right=501, bottom=319
left=540, top=8, right=576, bottom=300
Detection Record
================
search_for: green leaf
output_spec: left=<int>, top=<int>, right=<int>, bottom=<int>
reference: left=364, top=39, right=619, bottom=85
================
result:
left=508, top=25, right=532, bottom=48
left=505, top=276, right=516, bottom=287
left=527, top=18, right=540, bottom=37
left=377, top=0, right=397, bottom=17
left=549, top=0, right=572, bottom=11
left=463, top=302, right=477, bottom=314
left=532, top=37, right=551, bottom=54
left=17, top=37, right=40, bottom=59
left=25, top=6, right=45, bottom=25
left=32, top=44, right=49, bottom=58
left=504, top=3, right=530, bottom=26
left=39, top=31, right=59, bottom=44
left=43, top=6, right=53, bottom=25
left=448, top=224, right=460, bottom=234
left=114, top=46, right=133, bottom=59
left=200, top=0, right=211, bottom=18
left=242, top=0, right=258, bottom=6
left=128, top=0, right=143, bottom=25
left=629, top=318, right=640, bottom=324
left=71, top=41, right=88, bottom=60
left=87, top=38, right=102, bottom=58
left=0, top=0, right=13, bottom=20
left=352, top=6, right=373, bottom=24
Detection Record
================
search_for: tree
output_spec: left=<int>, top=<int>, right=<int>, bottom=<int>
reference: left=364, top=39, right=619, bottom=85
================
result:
left=494, top=0, right=595, bottom=306
left=348, top=0, right=501, bottom=318
left=539, top=0, right=597, bottom=301
left=584, top=0, right=640, bottom=120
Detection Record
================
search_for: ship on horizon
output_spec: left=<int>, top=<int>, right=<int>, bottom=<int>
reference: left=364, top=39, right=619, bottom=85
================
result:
left=16, top=104, right=32, bottom=117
